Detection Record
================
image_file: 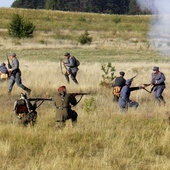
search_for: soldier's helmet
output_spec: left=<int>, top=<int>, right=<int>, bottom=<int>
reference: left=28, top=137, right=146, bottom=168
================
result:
left=20, top=92, right=28, bottom=99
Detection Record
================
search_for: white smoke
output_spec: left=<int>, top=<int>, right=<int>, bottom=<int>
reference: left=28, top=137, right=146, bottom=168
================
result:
left=137, top=0, right=170, bottom=55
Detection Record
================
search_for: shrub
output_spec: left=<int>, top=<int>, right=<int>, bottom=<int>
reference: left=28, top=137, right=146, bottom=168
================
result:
left=100, top=62, right=116, bottom=87
left=78, top=30, right=92, bottom=45
left=8, top=14, right=35, bottom=38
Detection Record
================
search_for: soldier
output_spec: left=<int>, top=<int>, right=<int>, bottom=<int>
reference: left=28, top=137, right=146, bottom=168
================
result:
left=53, top=86, right=78, bottom=129
left=112, top=71, right=126, bottom=102
left=151, top=66, right=166, bottom=105
left=7, top=52, right=31, bottom=95
left=14, top=92, right=37, bottom=126
left=63, top=52, right=79, bottom=84
left=0, top=62, right=9, bottom=81
left=118, top=79, right=144, bottom=112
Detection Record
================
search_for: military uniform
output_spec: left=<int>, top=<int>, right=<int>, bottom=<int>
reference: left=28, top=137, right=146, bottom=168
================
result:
left=8, top=53, right=31, bottom=94
left=151, top=66, right=166, bottom=105
left=14, top=93, right=37, bottom=126
left=53, top=88, right=78, bottom=128
left=64, top=52, right=79, bottom=84
left=118, top=79, right=142, bottom=112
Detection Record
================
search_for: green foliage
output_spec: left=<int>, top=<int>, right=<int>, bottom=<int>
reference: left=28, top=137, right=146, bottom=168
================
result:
left=112, top=16, right=121, bottom=24
left=8, top=14, right=35, bottom=38
left=84, top=97, right=96, bottom=114
left=78, top=30, right=92, bottom=45
left=100, top=62, right=116, bottom=87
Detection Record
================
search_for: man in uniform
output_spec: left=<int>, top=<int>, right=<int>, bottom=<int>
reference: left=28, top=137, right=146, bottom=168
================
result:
left=151, top=66, right=166, bottom=105
left=63, top=52, right=79, bottom=84
left=112, top=71, right=126, bottom=102
left=14, top=92, right=37, bottom=126
left=7, top=52, right=31, bottom=94
left=0, top=62, right=9, bottom=81
left=53, top=86, right=78, bottom=129
left=118, top=79, right=144, bottom=112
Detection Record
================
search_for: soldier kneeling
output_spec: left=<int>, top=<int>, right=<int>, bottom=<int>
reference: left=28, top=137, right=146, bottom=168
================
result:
left=53, top=86, right=78, bottom=129
left=14, top=93, right=37, bottom=126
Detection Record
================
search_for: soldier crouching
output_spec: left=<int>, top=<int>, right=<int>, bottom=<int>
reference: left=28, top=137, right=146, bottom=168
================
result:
left=14, top=93, right=37, bottom=126
left=53, top=86, right=78, bottom=129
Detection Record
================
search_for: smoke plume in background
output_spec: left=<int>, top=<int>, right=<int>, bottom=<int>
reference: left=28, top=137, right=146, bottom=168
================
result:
left=137, top=0, right=170, bottom=56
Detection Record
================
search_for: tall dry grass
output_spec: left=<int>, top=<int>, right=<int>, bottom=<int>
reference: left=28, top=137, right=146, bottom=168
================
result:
left=0, top=60, right=170, bottom=170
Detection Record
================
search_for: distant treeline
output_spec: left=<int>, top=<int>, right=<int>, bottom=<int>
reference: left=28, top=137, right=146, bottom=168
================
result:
left=11, top=0, right=150, bottom=15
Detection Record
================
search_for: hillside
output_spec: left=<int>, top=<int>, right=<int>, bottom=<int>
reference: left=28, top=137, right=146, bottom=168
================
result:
left=0, top=8, right=168, bottom=62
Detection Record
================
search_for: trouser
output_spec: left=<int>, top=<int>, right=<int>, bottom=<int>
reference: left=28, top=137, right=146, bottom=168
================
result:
left=65, top=70, right=78, bottom=84
left=119, top=98, right=139, bottom=112
left=56, top=109, right=78, bottom=128
left=8, top=73, right=30, bottom=93
left=154, top=86, right=165, bottom=105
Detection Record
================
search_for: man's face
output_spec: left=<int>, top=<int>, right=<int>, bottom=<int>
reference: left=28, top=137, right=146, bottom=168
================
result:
left=9, top=55, right=14, bottom=60
left=153, top=70, right=158, bottom=74
left=65, top=55, right=69, bottom=59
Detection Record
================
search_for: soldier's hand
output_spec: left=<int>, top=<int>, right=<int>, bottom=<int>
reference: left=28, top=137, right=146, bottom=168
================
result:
left=8, top=69, right=12, bottom=72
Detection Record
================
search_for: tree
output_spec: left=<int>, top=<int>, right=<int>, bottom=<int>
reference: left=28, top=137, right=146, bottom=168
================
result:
left=8, top=14, right=35, bottom=38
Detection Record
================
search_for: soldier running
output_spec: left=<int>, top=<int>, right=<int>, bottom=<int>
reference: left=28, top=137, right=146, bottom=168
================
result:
left=7, top=52, right=31, bottom=95
left=63, top=52, right=79, bottom=84
left=151, top=66, right=166, bottom=105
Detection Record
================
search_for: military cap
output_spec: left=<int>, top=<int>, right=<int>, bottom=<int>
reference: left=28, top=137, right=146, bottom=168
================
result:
left=153, top=66, right=159, bottom=71
left=10, top=52, right=16, bottom=57
left=64, top=52, right=70, bottom=56
left=119, top=71, right=125, bottom=76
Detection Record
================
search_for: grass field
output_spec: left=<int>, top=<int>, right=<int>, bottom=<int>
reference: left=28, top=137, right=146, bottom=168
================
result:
left=0, top=8, right=170, bottom=170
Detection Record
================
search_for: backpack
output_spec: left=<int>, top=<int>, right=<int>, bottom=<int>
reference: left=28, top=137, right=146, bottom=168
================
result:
left=15, top=99, right=28, bottom=114
left=73, top=56, right=80, bottom=67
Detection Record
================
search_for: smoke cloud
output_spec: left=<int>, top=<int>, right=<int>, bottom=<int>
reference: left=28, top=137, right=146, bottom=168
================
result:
left=137, top=0, right=170, bottom=56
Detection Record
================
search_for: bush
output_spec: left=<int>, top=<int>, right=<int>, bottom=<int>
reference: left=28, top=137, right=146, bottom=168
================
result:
left=100, top=62, right=116, bottom=87
left=8, top=14, right=35, bottom=38
left=78, top=30, right=92, bottom=45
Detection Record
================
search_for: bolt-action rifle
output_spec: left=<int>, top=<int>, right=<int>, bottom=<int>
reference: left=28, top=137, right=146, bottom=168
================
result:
left=59, top=57, right=69, bottom=75
left=143, top=83, right=155, bottom=93
left=69, top=92, right=91, bottom=105
left=6, top=53, right=12, bottom=69
left=28, top=97, right=53, bottom=108
left=130, top=74, right=138, bottom=81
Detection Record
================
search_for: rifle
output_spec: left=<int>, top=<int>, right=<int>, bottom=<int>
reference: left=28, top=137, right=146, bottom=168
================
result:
left=130, top=74, right=138, bottom=81
left=69, top=92, right=91, bottom=97
left=28, top=97, right=52, bottom=101
left=59, top=57, right=69, bottom=74
left=28, top=97, right=53, bottom=108
left=6, top=53, right=12, bottom=69
left=143, top=83, right=155, bottom=93
left=69, top=92, right=91, bottom=105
